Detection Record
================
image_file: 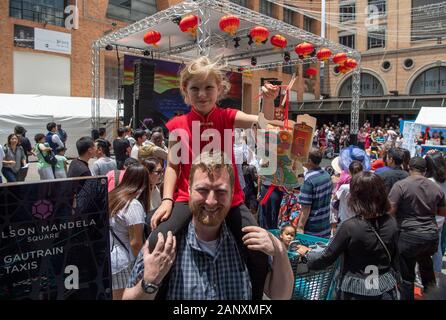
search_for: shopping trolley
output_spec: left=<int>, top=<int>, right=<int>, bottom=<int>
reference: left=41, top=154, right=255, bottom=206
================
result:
left=270, top=230, right=339, bottom=300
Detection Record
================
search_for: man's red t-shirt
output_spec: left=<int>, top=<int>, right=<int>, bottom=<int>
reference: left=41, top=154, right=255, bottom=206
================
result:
left=166, top=106, right=244, bottom=207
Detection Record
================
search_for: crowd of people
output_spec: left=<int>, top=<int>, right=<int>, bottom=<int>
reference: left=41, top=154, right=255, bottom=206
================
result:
left=2, top=55, right=446, bottom=301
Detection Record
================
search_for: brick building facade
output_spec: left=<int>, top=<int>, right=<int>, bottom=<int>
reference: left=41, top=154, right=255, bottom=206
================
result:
left=0, top=0, right=322, bottom=118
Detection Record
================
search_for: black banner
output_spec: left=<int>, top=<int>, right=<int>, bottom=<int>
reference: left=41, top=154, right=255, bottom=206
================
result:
left=0, top=177, right=111, bottom=300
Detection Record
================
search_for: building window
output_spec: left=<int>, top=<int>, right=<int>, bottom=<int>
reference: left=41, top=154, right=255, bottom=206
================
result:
left=106, top=0, right=157, bottom=23
left=260, top=0, right=273, bottom=17
left=339, top=73, right=384, bottom=97
left=339, top=4, right=355, bottom=22
left=339, top=34, right=355, bottom=49
left=410, top=66, right=446, bottom=95
left=303, top=16, right=312, bottom=32
left=368, top=0, right=386, bottom=15
left=231, top=0, right=248, bottom=7
left=9, top=0, right=68, bottom=28
left=368, top=30, right=385, bottom=49
left=283, top=8, right=294, bottom=25
left=411, top=0, right=446, bottom=41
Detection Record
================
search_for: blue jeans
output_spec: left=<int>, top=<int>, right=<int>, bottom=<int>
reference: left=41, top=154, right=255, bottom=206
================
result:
left=1, top=167, right=17, bottom=182
left=432, top=225, right=444, bottom=273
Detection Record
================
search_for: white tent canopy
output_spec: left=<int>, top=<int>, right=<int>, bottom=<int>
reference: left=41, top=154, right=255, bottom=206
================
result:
left=0, top=94, right=117, bottom=158
left=415, top=107, right=446, bottom=127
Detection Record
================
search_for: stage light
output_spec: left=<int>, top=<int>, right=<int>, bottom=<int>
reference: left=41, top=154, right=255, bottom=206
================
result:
left=143, top=50, right=151, bottom=56
left=251, top=57, right=257, bottom=66
left=284, top=51, right=290, bottom=63
left=105, top=44, right=113, bottom=51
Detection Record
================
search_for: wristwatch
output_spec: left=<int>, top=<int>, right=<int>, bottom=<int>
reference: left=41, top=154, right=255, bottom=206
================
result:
left=141, top=279, right=160, bottom=294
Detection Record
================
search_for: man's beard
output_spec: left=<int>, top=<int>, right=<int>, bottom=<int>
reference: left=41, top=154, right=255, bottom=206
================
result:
left=189, top=202, right=229, bottom=227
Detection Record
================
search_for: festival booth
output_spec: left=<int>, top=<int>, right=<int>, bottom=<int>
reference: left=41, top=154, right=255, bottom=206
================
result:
left=414, top=107, right=446, bottom=155
left=0, top=94, right=117, bottom=158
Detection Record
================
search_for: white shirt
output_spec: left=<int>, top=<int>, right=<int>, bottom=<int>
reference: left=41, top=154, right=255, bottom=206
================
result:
left=150, top=186, right=162, bottom=211
left=336, top=184, right=356, bottom=222
left=130, top=144, right=140, bottom=159
left=125, top=135, right=136, bottom=148
left=110, top=199, right=146, bottom=274
left=51, top=133, right=65, bottom=148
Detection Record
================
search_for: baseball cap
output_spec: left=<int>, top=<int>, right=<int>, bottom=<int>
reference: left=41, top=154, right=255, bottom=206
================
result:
left=409, top=157, right=426, bottom=172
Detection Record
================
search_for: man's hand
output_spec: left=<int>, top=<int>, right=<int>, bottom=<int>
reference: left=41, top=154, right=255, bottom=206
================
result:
left=143, top=232, right=176, bottom=285
left=295, top=245, right=311, bottom=256
left=242, top=226, right=282, bottom=257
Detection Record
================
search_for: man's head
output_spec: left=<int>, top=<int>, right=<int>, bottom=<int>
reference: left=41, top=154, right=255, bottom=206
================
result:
left=386, top=148, right=404, bottom=167
left=134, top=129, right=147, bottom=145
left=95, top=139, right=110, bottom=158
left=76, top=136, right=96, bottom=159
left=188, top=151, right=234, bottom=227
left=305, top=149, right=322, bottom=169
left=99, top=127, right=106, bottom=138
left=46, top=122, right=57, bottom=133
left=117, top=127, right=125, bottom=138
left=409, top=156, right=426, bottom=175
left=151, top=132, right=164, bottom=148
left=14, top=125, right=27, bottom=136
left=57, top=124, right=62, bottom=129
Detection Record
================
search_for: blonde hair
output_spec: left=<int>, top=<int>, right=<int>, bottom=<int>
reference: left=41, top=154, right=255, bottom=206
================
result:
left=188, top=150, right=234, bottom=191
left=179, top=56, right=231, bottom=105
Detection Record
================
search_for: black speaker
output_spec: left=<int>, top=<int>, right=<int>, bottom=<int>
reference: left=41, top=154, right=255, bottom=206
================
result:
left=132, top=59, right=155, bottom=129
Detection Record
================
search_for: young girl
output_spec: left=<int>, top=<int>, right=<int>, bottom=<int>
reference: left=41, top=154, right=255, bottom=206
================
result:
left=148, top=56, right=279, bottom=299
left=279, top=224, right=296, bottom=249
left=109, top=163, right=150, bottom=300
left=55, top=146, right=68, bottom=179
left=34, top=133, right=54, bottom=180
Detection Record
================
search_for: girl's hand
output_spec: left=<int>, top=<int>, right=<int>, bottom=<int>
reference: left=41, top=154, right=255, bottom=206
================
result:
left=150, top=200, right=173, bottom=230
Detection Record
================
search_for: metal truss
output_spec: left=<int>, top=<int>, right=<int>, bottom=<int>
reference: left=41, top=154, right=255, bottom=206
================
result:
left=350, top=54, right=361, bottom=135
left=91, top=0, right=361, bottom=131
left=197, top=6, right=212, bottom=56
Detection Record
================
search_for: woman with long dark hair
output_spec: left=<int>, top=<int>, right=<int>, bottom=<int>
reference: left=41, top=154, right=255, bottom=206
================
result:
left=425, top=151, right=446, bottom=280
left=296, top=171, right=400, bottom=300
left=109, top=163, right=150, bottom=300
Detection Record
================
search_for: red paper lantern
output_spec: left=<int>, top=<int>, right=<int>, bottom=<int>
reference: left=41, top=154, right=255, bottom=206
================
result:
left=143, top=30, right=161, bottom=48
left=316, top=48, right=332, bottom=61
left=338, top=65, right=349, bottom=74
left=295, top=42, right=314, bottom=57
left=249, top=26, right=269, bottom=44
left=333, top=52, right=348, bottom=65
left=270, top=35, right=287, bottom=49
left=345, top=58, right=358, bottom=69
left=306, top=67, right=318, bottom=77
left=219, top=15, right=240, bottom=36
left=179, top=15, right=199, bottom=36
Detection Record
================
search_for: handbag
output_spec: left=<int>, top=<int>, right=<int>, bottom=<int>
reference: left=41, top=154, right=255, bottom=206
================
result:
left=37, top=144, right=57, bottom=166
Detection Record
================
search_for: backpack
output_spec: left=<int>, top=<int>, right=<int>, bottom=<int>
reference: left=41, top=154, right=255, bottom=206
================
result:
left=37, top=143, right=57, bottom=166
left=278, top=189, right=302, bottom=229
